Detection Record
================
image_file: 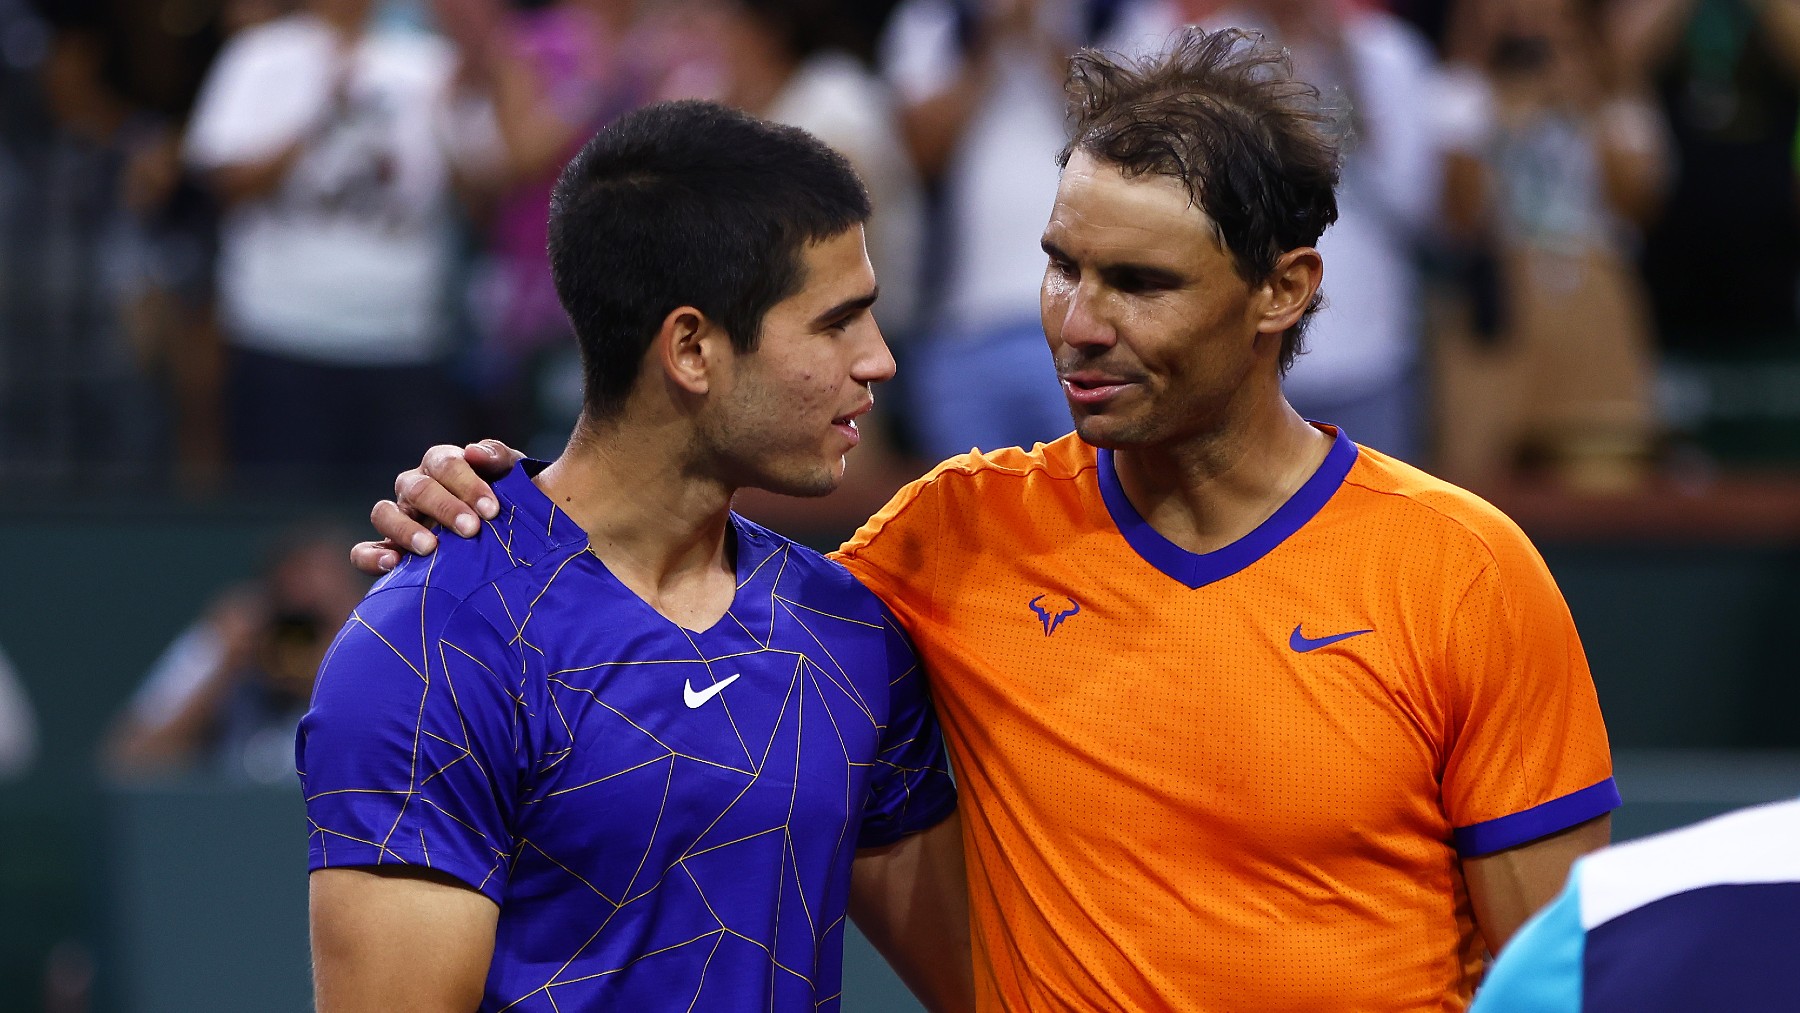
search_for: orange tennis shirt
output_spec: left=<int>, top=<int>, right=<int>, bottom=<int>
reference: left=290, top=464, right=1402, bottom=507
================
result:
left=834, top=427, right=1617, bottom=1012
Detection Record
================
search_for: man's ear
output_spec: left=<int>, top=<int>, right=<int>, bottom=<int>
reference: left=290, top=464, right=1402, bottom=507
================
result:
left=654, top=305, right=732, bottom=396
left=1254, top=247, right=1324, bottom=337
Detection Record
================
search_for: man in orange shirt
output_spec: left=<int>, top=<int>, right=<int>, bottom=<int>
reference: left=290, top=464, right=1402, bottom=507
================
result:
left=358, top=27, right=1616, bottom=1011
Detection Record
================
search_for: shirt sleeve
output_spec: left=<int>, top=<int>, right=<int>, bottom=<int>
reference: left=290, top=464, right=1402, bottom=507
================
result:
left=833, top=471, right=943, bottom=623
left=184, top=27, right=332, bottom=170
left=297, top=582, right=530, bottom=903
left=1441, top=532, right=1619, bottom=856
left=855, top=610, right=956, bottom=848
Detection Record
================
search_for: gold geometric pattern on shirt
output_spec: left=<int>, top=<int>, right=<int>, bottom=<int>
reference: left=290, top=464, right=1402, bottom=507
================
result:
left=304, top=507, right=938, bottom=1010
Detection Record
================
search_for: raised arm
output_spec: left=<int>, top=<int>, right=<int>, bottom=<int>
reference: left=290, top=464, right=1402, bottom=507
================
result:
left=311, top=867, right=498, bottom=1013
left=353, top=440, right=522, bottom=573
left=850, top=811, right=974, bottom=1012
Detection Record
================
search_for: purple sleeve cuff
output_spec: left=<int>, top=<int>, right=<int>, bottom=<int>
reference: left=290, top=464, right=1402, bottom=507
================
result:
left=1453, top=777, right=1622, bottom=856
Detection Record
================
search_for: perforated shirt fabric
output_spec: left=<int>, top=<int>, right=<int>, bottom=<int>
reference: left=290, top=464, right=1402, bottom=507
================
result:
left=835, top=426, right=1617, bottom=1012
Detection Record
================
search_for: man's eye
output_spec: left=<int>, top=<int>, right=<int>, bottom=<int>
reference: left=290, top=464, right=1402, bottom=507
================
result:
left=1112, top=273, right=1170, bottom=294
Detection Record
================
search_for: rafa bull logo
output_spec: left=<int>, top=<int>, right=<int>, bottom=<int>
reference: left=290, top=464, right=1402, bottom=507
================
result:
left=1028, top=594, right=1081, bottom=636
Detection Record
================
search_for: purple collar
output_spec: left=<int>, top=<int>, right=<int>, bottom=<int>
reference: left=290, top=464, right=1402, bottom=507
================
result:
left=1096, top=425, right=1358, bottom=589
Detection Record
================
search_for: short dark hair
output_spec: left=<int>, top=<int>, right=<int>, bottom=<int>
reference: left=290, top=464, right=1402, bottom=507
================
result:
left=1060, top=28, right=1344, bottom=372
left=547, top=100, right=871, bottom=420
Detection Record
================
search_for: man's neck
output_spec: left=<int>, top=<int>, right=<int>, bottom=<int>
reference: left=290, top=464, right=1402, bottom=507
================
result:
left=533, top=420, right=739, bottom=631
left=1110, top=399, right=1334, bottom=556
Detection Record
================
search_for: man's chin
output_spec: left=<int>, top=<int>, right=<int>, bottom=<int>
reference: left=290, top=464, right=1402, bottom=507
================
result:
left=1072, top=417, right=1139, bottom=450
left=758, top=463, right=843, bottom=499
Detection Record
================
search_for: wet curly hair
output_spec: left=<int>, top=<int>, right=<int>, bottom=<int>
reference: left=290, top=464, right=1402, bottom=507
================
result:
left=1060, top=27, right=1346, bottom=371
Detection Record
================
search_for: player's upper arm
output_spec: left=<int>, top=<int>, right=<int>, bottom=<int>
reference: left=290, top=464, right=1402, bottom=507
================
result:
left=1439, top=533, right=1619, bottom=859
left=311, top=866, right=498, bottom=1013
left=1467, top=870, right=1586, bottom=1013
left=851, top=810, right=972, bottom=1012
left=300, top=582, right=532, bottom=905
left=1463, top=812, right=1611, bottom=953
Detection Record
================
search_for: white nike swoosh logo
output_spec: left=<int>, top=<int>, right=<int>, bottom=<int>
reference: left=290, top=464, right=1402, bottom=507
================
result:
left=683, top=674, right=740, bottom=709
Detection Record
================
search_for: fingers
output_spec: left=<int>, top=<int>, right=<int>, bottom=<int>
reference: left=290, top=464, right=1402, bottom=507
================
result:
left=464, top=439, right=523, bottom=483
left=411, top=444, right=503, bottom=525
left=350, top=539, right=404, bottom=575
left=394, top=467, right=482, bottom=538
left=372, top=497, right=442, bottom=555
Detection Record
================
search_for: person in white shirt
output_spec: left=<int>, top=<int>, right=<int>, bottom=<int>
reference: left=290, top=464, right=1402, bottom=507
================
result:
left=880, top=0, right=1145, bottom=460
left=184, top=0, right=497, bottom=488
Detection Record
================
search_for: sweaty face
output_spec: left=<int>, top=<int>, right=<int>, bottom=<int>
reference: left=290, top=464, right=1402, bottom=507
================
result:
left=705, top=225, right=892, bottom=496
left=1040, top=150, right=1277, bottom=450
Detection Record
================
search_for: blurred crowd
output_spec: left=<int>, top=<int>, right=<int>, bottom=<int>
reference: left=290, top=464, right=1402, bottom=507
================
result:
left=3, top=0, right=1800, bottom=500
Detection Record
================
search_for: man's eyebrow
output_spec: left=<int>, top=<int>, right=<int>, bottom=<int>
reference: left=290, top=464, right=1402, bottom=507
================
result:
left=1042, top=239, right=1182, bottom=285
left=1103, top=263, right=1184, bottom=287
left=812, top=286, right=879, bottom=326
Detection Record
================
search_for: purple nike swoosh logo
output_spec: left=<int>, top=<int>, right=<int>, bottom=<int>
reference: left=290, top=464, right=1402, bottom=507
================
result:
left=1289, top=625, right=1374, bottom=653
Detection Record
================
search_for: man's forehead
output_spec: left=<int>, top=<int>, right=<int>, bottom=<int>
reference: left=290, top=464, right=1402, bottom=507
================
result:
left=1047, top=159, right=1220, bottom=254
left=786, top=227, right=876, bottom=307
left=1060, top=149, right=1198, bottom=201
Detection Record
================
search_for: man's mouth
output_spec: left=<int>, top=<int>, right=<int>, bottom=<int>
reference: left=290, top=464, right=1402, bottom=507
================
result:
left=831, top=403, right=872, bottom=444
left=1059, top=372, right=1137, bottom=405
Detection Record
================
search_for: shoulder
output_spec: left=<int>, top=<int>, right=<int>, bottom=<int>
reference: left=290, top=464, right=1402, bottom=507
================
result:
left=369, top=472, right=587, bottom=624
left=900, top=434, right=1096, bottom=509
left=735, top=516, right=886, bottom=610
left=1339, top=445, right=1548, bottom=583
left=842, top=435, right=1094, bottom=552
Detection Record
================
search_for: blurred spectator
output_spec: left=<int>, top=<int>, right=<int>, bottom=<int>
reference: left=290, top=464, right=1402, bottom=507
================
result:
left=1613, top=0, right=1800, bottom=355
left=717, top=0, right=928, bottom=343
left=5, top=17, right=166, bottom=487
left=705, top=0, right=930, bottom=476
left=103, top=525, right=366, bottom=783
left=1131, top=0, right=1442, bottom=462
left=0, top=642, right=39, bottom=782
left=880, top=0, right=1142, bottom=459
left=5, top=0, right=252, bottom=493
left=183, top=0, right=501, bottom=490
left=432, top=0, right=646, bottom=455
left=1431, top=0, right=1667, bottom=492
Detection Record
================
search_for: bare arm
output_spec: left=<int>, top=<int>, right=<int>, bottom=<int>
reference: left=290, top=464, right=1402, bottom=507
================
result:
left=311, top=867, right=498, bottom=1012
left=1463, top=813, right=1611, bottom=954
left=1595, top=95, right=1672, bottom=225
left=890, top=0, right=1066, bottom=182
left=205, top=138, right=311, bottom=205
left=849, top=811, right=973, bottom=1012
left=899, top=66, right=994, bottom=183
left=1606, top=0, right=1701, bottom=80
